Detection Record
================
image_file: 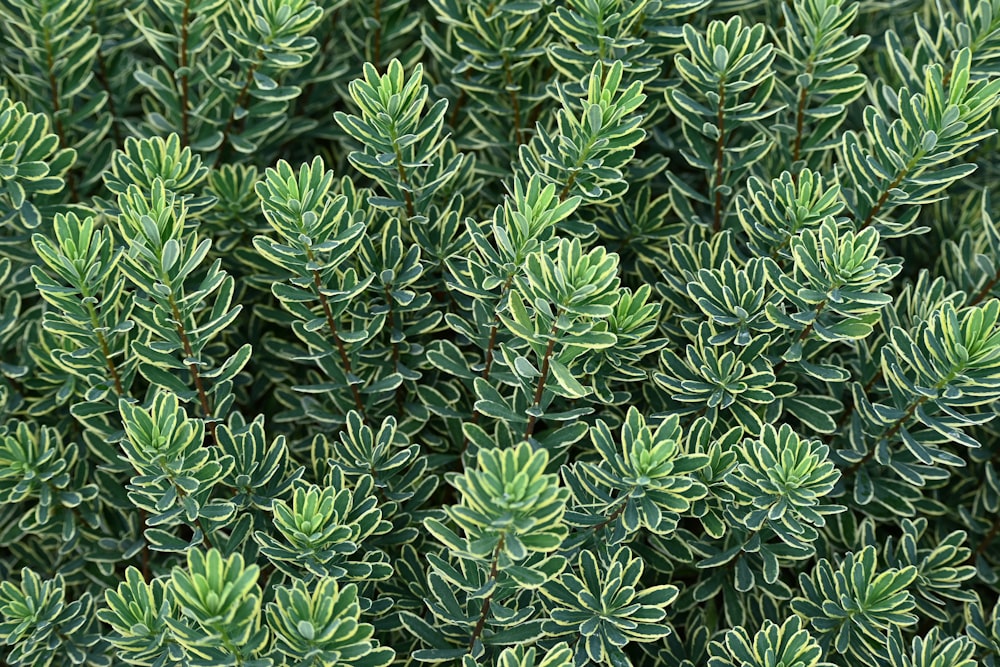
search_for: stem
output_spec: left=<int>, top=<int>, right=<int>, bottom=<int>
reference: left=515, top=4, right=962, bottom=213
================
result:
left=502, top=53, right=523, bottom=145
left=525, top=100, right=543, bottom=140
left=97, top=330, right=124, bottom=395
left=975, top=516, right=1000, bottom=559
left=215, top=52, right=262, bottom=167
left=82, top=297, right=124, bottom=395
left=857, top=154, right=920, bottom=231
left=92, top=26, right=122, bottom=148
left=523, top=314, right=561, bottom=440
left=87, top=314, right=125, bottom=396
left=592, top=496, right=629, bottom=531
left=372, top=0, right=383, bottom=69
left=392, top=141, right=416, bottom=218
left=82, top=295, right=151, bottom=575
left=791, top=84, right=808, bottom=168
left=384, top=284, right=405, bottom=415
left=790, top=44, right=818, bottom=174
left=844, top=395, right=929, bottom=476
left=482, top=275, right=514, bottom=381
left=178, top=0, right=191, bottom=146
left=558, top=127, right=599, bottom=201
left=558, top=174, right=577, bottom=202
left=139, top=509, right=152, bottom=581
left=167, top=293, right=214, bottom=434
left=311, top=269, right=367, bottom=421
left=712, top=77, right=727, bottom=233
left=450, top=89, right=467, bottom=129
left=462, top=275, right=515, bottom=453
left=827, top=368, right=884, bottom=444
left=468, top=536, right=504, bottom=651
left=158, top=461, right=217, bottom=550
left=42, top=25, right=78, bottom=201
left=773, top=300, right=826, bottom=376
left=970, top=271, right=1000, bottom=306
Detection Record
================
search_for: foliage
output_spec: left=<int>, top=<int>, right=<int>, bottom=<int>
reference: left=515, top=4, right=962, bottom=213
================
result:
left=2, top=0, right=1000, bottom=666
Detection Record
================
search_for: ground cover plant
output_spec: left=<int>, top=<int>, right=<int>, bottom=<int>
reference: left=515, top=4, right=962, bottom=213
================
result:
left=4, top=0, right=1000, bottom=665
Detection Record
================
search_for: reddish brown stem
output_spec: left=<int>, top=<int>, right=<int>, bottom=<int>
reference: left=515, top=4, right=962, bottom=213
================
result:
left=468, top=537, right=504, bottom=651
left=372, top=0, right=383, bottom=69
left=858, top=170, right=908, bottom=231
left=42, top=28, right=78, bottom=201
left=712, top=78, right=727, bottom=233
left=462, top=276, right=515, bottom=452
left=559, top=173, right=577, bottom=203
left=975, top=516, right=1000, bottom=559
left=592, top=497, right=629, bottom=532
left=92, top=35, right=123, bottom=148
left=844, top=395, right=928, bottom=477
left=392, top=145, right=416, bottom=218
left=503, top=55, right=523, bottom=145
left=312, top=270, right=367, bottom=421
left=138, top=509, right=152, bottom=581
left=773, top=300, right=826, bottom=376
left=168, top=295, right=214, bottom=436
left=179, top=0, right=191, bottom=146
left=385, top=284, right=405, bottom=414
left=971, top=272, right=999, bottom=306
left=216, top=54, right=261, bottom=167
left=523, top=316, right=561, bottom=440
left=482, top=276, right=514, bottom=381
left=97, top=331, right=124, bottom=396
left=791, top=85, right=808, bottom=168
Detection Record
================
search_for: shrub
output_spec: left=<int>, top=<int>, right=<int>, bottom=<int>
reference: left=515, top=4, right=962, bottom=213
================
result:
left=2, top=0, right=1000, bottom=665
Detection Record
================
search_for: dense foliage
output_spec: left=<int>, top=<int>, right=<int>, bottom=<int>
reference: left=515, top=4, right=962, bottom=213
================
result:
left=3, top=0, right=1000, bottom=665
